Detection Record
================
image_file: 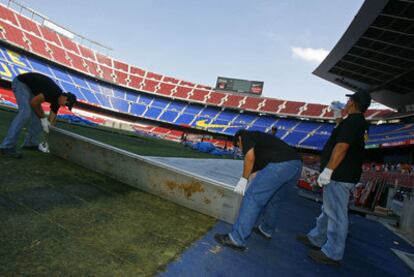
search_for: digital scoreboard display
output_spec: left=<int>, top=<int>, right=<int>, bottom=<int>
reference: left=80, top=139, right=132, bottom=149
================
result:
left=216, top=77, right=264, bottom=95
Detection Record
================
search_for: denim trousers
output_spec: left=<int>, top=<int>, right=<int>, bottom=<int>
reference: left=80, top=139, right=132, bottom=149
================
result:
left=0, top=78, right=41, bottom=150
left=307, top=180, right=355, bottom=261
left=229, top=160, right=302, bottom=246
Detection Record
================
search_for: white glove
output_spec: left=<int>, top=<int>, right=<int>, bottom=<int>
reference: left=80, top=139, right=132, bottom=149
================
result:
left=317, top=168, right=333, bottom=187
left=234, top=177, right=248, bottom=195
left=38, top=141, right=50, bottom=153
left=40, top=117, right=51, bottom=133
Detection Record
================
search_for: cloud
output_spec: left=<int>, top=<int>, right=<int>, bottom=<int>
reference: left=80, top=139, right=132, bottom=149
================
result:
left=291, top=47, right=329, bottom=63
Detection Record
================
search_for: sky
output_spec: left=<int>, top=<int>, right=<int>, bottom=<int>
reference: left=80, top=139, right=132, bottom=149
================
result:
left=15, top=0, right=365, bottom=105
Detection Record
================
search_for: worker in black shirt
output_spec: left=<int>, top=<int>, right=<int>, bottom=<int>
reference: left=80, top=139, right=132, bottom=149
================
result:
left=0, top=72, right=77, bottom=158
left=297, top=91, right=371, bottom=266
left=215, top=130, right=302, bottom=251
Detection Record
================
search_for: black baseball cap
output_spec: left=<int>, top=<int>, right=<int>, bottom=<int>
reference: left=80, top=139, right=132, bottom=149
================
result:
left=346, top=91, right=371, bottom=112
left=62, top=92, right=77, bottom=111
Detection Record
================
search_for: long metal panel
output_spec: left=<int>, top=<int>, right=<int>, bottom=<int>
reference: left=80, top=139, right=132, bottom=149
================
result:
left=48, top=127, right=241, bottom=223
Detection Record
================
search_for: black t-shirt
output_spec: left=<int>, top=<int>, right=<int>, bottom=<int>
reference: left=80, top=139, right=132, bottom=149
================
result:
left=320, top=113, right=369, bottom=183
left=240, top=131, right=300, bottom=172
left=17, top=73, right=62, bottom=113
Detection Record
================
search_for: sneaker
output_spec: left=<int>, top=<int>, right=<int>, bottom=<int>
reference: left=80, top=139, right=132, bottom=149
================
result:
left=214, top=234, right=246, bottom=251
left=253, top=226, right=272, bottom=240
left=308, top=249, right=340, bottom=266
left=296, top=234, right=321, bottom=250
left=0, top=148, right=22, bottom=159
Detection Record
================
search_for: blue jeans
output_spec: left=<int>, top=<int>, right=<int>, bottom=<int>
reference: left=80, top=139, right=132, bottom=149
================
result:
left=0, top=78, right=41, bottom=150
left=307, top=180, right=355, bottom=261
left=229, top=160, right=302, bottom=246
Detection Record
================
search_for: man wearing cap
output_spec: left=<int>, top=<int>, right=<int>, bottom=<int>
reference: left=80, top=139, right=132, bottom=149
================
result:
left=297, top=91, right=371, bottom=266
left=0, top=72, right=77, bottom=158
left=215, top=130, right=302, bottom=251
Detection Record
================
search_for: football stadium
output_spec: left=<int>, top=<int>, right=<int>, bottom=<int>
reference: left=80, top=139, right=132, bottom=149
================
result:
left=0, top=0, right=413, bottom=276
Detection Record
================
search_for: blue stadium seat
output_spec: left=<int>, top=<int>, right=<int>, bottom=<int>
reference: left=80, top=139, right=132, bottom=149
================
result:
left=183, top=105, right=203, bottom=115
left=113, top=88, right=126, bottom=99
left=175, top=114, right=194, bottom=125
left=94, top=93, right=111, bottom=108
left=80, top=88, right=100, bottom=104
left=60, top=81, right=86, bottom=101
left=70, top=74, right=89, bottom=89
left=131, top=103, right=146, bottom=116
left=29, top=59, right=53, bottom=76
left=111, top=97, right=129, bottom=113
left=159, top=111, right=178, bottom=123
left=144, top=107, right=163, bottom=119
left=51, top=67, right=72, bottom=83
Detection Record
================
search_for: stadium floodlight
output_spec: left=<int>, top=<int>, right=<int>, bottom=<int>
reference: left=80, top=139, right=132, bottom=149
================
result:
left=43, top=20, right=74, bottom=39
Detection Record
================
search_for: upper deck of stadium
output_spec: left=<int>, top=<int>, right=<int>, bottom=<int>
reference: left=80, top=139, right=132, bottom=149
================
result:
left=0, top=1, right=393, bottom=120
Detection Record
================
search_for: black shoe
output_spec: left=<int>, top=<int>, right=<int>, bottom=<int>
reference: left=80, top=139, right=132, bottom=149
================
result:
left=0, top=148, right=22, bottom=159
left=253, top=226, right=272, bottom=240
left=22, top=145, right=39, bottom=151
left=214, top=234, right=246, bottom=252
left=296, top=234, right=321, bottom=250
left=308, top=249, right=340, bottom=266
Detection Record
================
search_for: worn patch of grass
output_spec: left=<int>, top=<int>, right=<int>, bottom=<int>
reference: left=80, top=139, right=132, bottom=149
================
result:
left=0, top=108, right=216, bottom=276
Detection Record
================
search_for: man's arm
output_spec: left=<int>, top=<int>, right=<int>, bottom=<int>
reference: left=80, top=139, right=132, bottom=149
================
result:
left=242, top=148, right=255, bottom=179
left=30, top=94, right=45, bottom=118
left=48, top=111, right=57, bottom=124
left=325, top=142, right=350, bottom=170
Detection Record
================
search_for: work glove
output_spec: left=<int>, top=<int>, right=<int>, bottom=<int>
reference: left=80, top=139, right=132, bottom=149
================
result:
left=234, top=177, right=248, bottom=196
left=38, top=141, right=50, bottom=153
left=40, top=117, right=51, bottom=133
left=317, top=168, right=333, bottom=187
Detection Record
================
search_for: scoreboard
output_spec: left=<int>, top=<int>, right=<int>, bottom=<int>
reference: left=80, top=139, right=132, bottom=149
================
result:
left=215, top=76, right=264, bottom=95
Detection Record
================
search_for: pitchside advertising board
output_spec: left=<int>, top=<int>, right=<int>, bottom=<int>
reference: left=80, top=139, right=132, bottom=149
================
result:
left=215, top=77, right=264, bottom=96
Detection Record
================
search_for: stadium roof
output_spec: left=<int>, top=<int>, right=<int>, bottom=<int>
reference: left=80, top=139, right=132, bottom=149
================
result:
left=313, top=0, right=414, bottom=112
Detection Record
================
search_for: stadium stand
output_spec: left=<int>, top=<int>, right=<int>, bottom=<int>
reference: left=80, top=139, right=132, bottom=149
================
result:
left=0, top=3, right=393, bottom=121
left=0, top=3, right=412, bottom=152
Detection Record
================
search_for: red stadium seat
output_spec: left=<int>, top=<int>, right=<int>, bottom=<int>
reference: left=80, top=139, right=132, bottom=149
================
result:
left=96, top=52, right=112, bottom=67
left=66, top=52, right=86, bottom=72
left=142, top=79, right=158, bottom=92
left=174, top=86, right=192, bottom=99
left=206, top=91, right=225, bottom=105
left=129, top=75, right=143, bottom=89
left=0, top=21, right=26, bottom=47
left=15, top=14, right=41, bottom=36
left=78, top=45, right=96, bottom=61
left=0, top=5, right=18, bottom=26
left=163, top=76, right=180, bottom=84
left=113, top=60, right=129, bottom=72
left=130, top=66, right=146, bottom=76
left=223, top=94, right=244, bottom=108
left=58, top=34, right=80, bottom=54
left=147, top=71, right=163, bottom=81
left=190, top=89, right=209, bottom=102
left=114, top=70, right=128, bottom=86
left=46, top=42, right=71, bottom=67
left=158, top=83, right=175, bottom=96
left=240, top=96, right=263, bottom=111
left=99, top=65, right=114, bottom=81
left=24, top=32, right=52, bottom=59
left=301, top=103, right=326, bottom=117
left=40, top=26, right=62, bottom=46
left=279, top=101, right=305, bottom=115
left=180, top=80, right=196, bottom=87
left=259, top=99, right=284, bottom=113
left=84, top=59, right=100, bottom=76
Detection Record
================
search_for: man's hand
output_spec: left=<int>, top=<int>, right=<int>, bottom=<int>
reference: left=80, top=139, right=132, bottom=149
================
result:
left=234, top=177, right=248, bottom=195
left=317, top=168, right=333, bottom=187
left=40, top=117, right=51, bottom=133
